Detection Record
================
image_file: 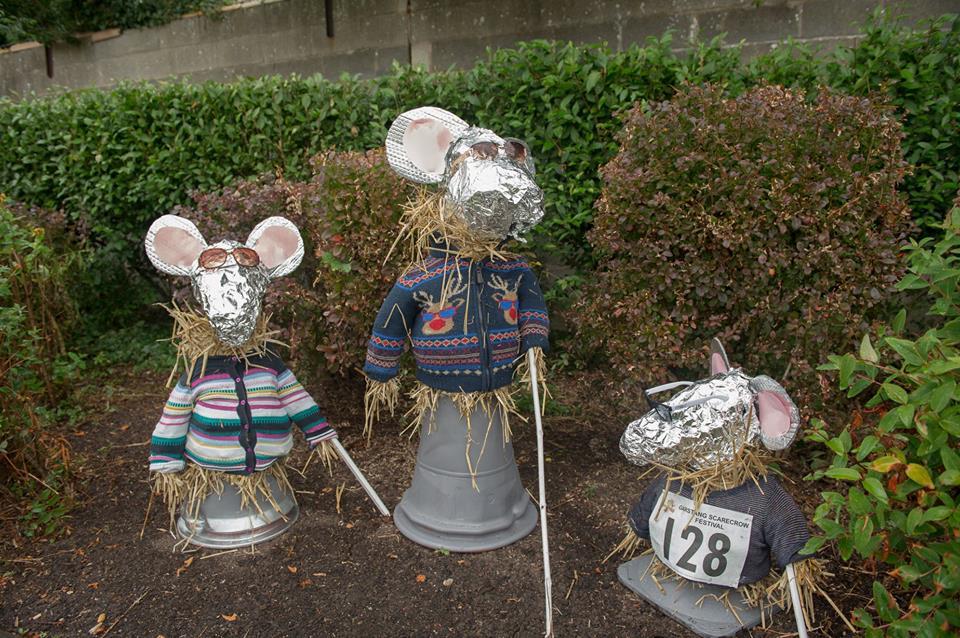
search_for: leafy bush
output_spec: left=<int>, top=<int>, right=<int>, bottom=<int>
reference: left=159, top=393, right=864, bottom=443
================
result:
left=807, top=198, right=960, bottom=635
left=169, top=149, right=408, bottom=377
left=0, top=197, right=82, bottom=537
left=0, top=0, right=229, bottom=47
left=3, top=14, right=956, bottom=280
left=745, top=12, right=960, bottom=230
left=577, top=84, right=911, bottom=403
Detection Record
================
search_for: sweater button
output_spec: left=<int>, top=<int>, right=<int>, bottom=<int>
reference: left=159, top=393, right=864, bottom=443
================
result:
left=235, top=377, right=241, bottom=382
left=240, top=400, right=246, bottom=405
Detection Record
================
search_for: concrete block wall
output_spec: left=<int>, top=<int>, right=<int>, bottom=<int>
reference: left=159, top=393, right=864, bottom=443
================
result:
left=0, top=0, right=955, bottom=99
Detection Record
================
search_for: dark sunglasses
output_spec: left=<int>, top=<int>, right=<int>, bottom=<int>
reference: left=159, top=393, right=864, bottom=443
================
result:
left=198, top=246, right=260, bottom=270
left=642, top=381, right=727, bottom=422
left=469, top=138, right=529, bottom=162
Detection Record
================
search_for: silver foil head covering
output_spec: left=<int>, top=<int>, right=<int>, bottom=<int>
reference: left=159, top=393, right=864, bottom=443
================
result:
left=145, top=215, right=304, bottom=348
left=385, top=107, right=545, bottom=242
left=190, top=240, right=271, bottom=346
left=620, top=340, right=801, bottom=469
left=443, top=126, right=543, bottom=241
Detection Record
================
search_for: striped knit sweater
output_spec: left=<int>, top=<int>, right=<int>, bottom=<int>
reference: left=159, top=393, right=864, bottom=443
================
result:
left=364, top=253, right=550, bottom=393
left=149, top=353, right=336, bottom=474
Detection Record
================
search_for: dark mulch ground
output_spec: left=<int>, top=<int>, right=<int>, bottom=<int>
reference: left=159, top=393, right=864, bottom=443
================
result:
left=1, top=369, right=866, bottom=637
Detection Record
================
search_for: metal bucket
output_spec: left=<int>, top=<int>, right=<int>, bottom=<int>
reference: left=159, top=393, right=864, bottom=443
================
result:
left=394, top=395, right=537, bottom=552
left=176, top=472, right=299, bottom=549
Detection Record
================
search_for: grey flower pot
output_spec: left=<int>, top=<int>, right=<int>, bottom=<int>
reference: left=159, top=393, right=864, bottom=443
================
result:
left=618, top=553, right=776, bottom=637
left=176, top=472, right=299, bottom=549
left=394, top=395, right=537, bottom=552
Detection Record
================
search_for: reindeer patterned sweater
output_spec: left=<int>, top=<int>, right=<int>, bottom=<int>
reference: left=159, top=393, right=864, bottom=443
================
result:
left=364, top=254, right=550, bottom=393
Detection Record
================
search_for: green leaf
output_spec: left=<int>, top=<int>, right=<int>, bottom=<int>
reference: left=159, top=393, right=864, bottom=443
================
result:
left=860, top=334, right=879, bottom=363
left=856, top=435, right=880, bottom=461
left=870, top=455, right=900, bottom=473
left=799, top=536, right=827, bottom=555
left=585, top=70, right=602, bottom=92
left=873, top=581, right=899, bottom=622
left=886, top=337, right=925, bottom=366
left=922, top=506, right=952, bottom=522
left=826, top=467, right=862, bottom=481
left=906, top=463, right=934, bottom=488
left=883, top=383, right=909, bottom=405
left=892, top=308, right=907, bottom=334
left=863, top=477, right=889, bottom=504
left=939, top=469, right=960, bottom=486
left=928, top=379, right=956, bottom=412
left=838, top=354, right=857, bottom=388
left=848, top=488, right=871, bottom=516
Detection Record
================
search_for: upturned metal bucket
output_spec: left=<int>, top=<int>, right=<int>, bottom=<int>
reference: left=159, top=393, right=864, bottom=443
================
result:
left=176, top=472, right=299, bottom=549
left=394, top=396, right=537, bottom=552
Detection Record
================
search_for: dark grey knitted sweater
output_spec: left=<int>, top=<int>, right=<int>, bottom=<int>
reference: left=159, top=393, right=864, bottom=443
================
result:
left=628, top=474, right=811, bottom=588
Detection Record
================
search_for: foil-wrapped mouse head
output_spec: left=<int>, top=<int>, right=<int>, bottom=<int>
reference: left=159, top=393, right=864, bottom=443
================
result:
left=385, top=106, right=544, bottom=241
left=145, top=215, right=304, bottom=347
left=620, top=339, right=801, bottom=470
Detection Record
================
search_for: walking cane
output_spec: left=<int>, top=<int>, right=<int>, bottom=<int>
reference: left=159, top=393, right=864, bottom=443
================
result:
left=786, top=563, right=808, bottom=638
left=527, top=348, right=554, bottom=637
left=331, top=438, right=391, bottom=517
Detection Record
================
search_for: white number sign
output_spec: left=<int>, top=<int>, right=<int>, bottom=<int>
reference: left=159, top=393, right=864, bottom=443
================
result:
left=648, top=492, right=753, bottom=588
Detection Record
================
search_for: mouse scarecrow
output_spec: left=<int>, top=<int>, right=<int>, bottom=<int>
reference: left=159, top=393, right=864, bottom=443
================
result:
left=610, top=339, right=849, bottom=637
left=362, top=106, right=551, bottom=554
left=145, top=215, right=387, bottom=549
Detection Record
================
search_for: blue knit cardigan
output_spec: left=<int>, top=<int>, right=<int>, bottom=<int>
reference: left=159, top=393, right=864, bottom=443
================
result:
left=364, top=253, right=550, bottom=393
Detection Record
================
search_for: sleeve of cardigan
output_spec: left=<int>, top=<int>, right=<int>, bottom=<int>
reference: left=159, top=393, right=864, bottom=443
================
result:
left=148, top=376, right=193, bottom=473
left=517, top=266, right=550, bottom=354
left=363, top=280, right=419, bottom=382
left=277, top=367, right=337, bottom=446
left=627, top=476, right=667, bottom=540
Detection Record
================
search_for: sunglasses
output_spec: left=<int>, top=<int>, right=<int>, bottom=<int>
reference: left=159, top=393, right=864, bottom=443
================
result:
left=469, top=138, right=529, bottom=162
left=423, top=307, right=457, bottom=322
left=643, top=381, right=728, bottom=422
left=198, top=246, right=260, bottom=270
left=498, top=299, right=517, bottom=310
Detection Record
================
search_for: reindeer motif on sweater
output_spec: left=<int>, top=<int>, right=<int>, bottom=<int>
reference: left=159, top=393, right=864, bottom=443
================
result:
left=364, top=252, right=549, bottom=393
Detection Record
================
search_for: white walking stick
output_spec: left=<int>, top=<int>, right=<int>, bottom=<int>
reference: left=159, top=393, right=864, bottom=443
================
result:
left=786, top=563, right=808, bottom=638
left=331, top=438, right=391, bottom=517
left=527, top=348, right=554, bottom=637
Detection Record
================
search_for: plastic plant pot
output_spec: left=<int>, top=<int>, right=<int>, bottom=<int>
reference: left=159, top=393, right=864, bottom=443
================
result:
left=394, top=395, right=537, bottom=552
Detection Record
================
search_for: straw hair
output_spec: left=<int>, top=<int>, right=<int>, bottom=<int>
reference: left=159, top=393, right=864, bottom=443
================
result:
left=161, top=301, right=285, bottom=386
left=604, top=524, right=645, bottom=563
left=363, top=377, right=401, bottom=442
left=514, top=345, right=550, bottom=416
left=151, top=461, right=295, bottom=531
left=384, top=188, right=519, bottom=266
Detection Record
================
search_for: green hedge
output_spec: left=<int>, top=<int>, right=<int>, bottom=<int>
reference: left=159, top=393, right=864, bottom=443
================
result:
left=0, top=13, right=957, bottom=270
left=0, top=1, right=229, bottom=47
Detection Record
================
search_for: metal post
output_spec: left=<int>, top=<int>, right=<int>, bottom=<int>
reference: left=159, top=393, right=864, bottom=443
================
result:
left=527, top=348, right=554, bottom=637
left=786, top=562, right=808, bottom=638
left=331, top=438, right=390, bottom=517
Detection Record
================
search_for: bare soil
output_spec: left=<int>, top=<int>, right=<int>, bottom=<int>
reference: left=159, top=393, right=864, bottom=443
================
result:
left=1, top=369, right=865, bottom=637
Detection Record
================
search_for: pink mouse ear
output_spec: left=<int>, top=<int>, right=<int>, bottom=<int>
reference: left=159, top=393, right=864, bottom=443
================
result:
left=709, top=338, right=731, bottom=375
left=385, top=106, right=469, bottom=183
left=246, top=217, right=303, bottom=278
left=145, top=215, right=207, bottom=276
left=749, top=376, right=801, bottom=450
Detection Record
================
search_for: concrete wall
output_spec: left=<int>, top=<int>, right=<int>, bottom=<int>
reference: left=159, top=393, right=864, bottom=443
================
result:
left=1, top=0, right=956, bottom=99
